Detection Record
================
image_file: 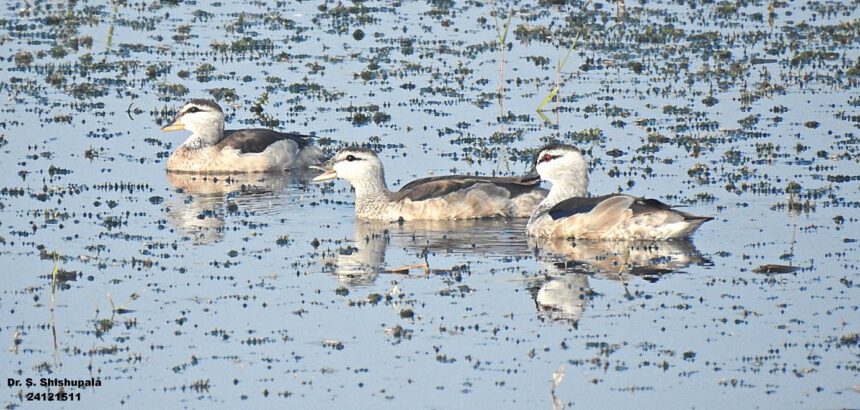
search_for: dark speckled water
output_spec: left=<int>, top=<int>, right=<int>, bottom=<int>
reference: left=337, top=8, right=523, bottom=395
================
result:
left=1, top=1, right=858, bottom=408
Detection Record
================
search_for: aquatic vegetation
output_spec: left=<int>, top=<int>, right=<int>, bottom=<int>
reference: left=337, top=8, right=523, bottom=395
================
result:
left=0, top=0, right=858, bottom=408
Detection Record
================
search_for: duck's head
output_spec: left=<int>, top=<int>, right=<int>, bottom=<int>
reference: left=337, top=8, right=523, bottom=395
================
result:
left=312, top=147, right=384, bottom=184
left=532, top=144, right=589, bottom=189
left=161, top=99, right=225, bottom=146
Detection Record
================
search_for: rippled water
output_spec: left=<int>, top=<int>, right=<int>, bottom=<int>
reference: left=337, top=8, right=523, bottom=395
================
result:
left=1, top=1, right=858, bottom=408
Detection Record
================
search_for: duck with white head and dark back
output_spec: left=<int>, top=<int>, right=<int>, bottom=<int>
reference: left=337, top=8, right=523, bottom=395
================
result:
left=527, top=144, right=713, bottom=240
left=312, top=147, right=547, bottom=221
left=161, top=99, right=324, bottom=173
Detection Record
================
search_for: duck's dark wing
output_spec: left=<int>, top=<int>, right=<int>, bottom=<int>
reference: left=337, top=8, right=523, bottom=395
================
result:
left=549, top=194, right=712, bottom=222
left=391, top=175, right=542, bottom=202
left=548, top=194, right=677, bottom=220
left=217, top=129, right=311, bottom=154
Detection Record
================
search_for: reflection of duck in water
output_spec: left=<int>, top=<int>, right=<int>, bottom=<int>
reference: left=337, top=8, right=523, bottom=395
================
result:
left=526, top=144, right=713, bottom=240
left=161, top=99, right=324, bottom=173
left=393, top=218, right=530, bottom=257
left=529, top=239, right=710, bottom=324
left=165, top=171, right=312, bottom=245
left=324, top=219, right=533, bottom=286
left=533, top=238, right=711, bottom=280
left=532, top=274, right=591, bottom=325
left=312, top=148, right=547, bottom=220
left=323, top=221, right=389, bottom=286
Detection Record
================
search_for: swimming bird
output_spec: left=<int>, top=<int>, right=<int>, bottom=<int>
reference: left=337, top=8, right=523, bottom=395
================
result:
left=526, top=144, right=712, bottom=240
left=161, top=99, right=324, bottom=173
left=312, top=148, right=547, bottom=220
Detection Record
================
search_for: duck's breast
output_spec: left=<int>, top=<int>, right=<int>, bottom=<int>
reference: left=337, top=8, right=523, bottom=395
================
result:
left=167, top=147, right=220, bottom=173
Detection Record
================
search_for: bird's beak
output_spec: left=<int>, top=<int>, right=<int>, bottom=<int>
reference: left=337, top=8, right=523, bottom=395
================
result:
left=160, top=117, right=185, bottom=132
left=524, top=166, right=540, bottom=180
left=311, top=164, right=337, bottom=182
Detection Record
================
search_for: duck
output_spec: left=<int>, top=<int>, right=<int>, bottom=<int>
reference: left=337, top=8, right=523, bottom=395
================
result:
left=526, top=144, right=713, bottom=240
left=161, top=99, right=324, bottom=173
left=312, top=147, right=547, bottom=221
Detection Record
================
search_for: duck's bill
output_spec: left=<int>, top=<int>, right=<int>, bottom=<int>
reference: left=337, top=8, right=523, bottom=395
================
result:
left=311, top=167, right=337, bottom=182
left=160, top=120, right=185, bottom=132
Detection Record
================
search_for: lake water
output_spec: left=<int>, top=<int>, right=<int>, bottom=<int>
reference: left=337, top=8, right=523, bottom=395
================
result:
left=1, top=0, right=858, bottom=408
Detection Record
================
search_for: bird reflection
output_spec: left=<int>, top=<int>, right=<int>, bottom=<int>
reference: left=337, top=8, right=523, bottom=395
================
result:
left=324, top=219, right=531, bottom=286
left=532, top=274, right=590, bottom=325
left=528, top=238, right=711, bottom=324
left=323, top=221, right=390, bottom=286
left=164, top=170, right=315, bottom=245
left=321, top=218, right=709, bottom=326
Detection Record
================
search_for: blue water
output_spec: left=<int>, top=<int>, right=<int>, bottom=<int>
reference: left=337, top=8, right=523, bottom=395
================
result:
left=1, top=0, right=858, bottom=408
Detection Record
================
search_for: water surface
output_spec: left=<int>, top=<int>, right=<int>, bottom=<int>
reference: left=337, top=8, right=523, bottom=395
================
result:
left=1, top=0, right=858, bottom=408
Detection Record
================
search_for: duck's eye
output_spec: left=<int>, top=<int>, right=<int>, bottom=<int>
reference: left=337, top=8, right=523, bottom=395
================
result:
left=540, top=153, right=554, bottom=163
left=345, top=155, right=357, bottom=162
left=188, top=106, right=201, bottom=114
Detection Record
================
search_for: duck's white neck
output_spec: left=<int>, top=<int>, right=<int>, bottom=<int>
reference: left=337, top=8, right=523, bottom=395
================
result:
left=528, top=175, right=588, bottom=228
left=350, top=172, right=392, bottom=218
left=537, top=170, right=590, bottom=210
left=182, top=124, right=224, bottom=149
